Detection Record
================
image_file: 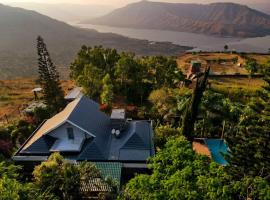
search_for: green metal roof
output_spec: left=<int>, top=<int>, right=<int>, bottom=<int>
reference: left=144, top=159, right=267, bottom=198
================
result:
left=94, top=162, right=122, bottom=186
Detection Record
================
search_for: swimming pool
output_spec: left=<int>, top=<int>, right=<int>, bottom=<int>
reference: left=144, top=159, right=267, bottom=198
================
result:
left=204, top=139, right=229, bottom=165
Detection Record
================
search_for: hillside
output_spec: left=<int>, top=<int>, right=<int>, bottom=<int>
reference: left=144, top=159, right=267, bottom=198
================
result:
left=86, top=1, right=270, bottom=38
left=6, top=2, right=113, bottom=22
left=0, top=4, right=191, bottom=79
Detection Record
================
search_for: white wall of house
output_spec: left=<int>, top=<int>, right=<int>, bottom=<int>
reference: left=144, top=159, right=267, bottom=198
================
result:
left=48, top=122, right=91, bottom=152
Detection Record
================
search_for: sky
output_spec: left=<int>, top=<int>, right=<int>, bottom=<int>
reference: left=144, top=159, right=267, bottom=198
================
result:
left=0, top=0, right=268, bottom=6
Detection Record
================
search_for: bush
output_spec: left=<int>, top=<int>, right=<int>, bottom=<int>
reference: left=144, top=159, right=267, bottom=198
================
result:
left=33, top=153, right=117, bottom=199
left=154, top=125, right=182, bottom=149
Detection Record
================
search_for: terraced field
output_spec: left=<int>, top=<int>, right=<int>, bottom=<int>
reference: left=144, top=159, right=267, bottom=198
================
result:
left=0, top=79, right=74, bottom=124
left=178, top=52, right=269, bottom=75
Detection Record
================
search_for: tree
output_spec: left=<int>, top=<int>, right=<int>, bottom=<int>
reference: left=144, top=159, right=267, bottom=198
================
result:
left=101, top=74, right=114, bottom=106
left=224, top=45, right=229, bottom=52
left=148, top=88, right=178, bottom=122
left=181, top=67, right=210, bottom=141
left=0, top=127, right=13, bottom=158
left=194, top=90, right=243, bottom=138
left=76, top=64, right=103, bottom=99
left=0, top=161, right=56, bottom=200
left=33, top=153, right=80, bottom=199
left=154, top=125, right=182, bottom=149
left=121, top=136, right=270, bottom=200
left=10, top=120, right=34, bottom=146
left=114, top=53, right=137, bottom=92
left=70, top=46, right=120, bottom=83
left=37, top=36, right=65, bottom=112
left=245, top=59, right=258, bottom=77
left=33, top=153, right=116, bottom=199
left=226, top=68, right=270, bottom=180
left=143, top=56, right=184, bottom=89
left=121, top=136, right=234, bottom=200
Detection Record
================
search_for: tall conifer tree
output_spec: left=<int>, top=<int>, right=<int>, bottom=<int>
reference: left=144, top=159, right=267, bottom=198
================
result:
left=37, top=36, right=65, bottom=111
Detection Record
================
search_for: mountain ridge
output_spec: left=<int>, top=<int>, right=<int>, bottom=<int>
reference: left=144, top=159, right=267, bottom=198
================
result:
left=85, top=1, right=270, bottom=38
left=0, top=3, right=191, bottom=79
left=6, top=2, right=114, bottom=22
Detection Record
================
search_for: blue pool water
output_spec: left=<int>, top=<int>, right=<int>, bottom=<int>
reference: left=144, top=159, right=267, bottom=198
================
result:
left=204, top=139, right=229, bottom=165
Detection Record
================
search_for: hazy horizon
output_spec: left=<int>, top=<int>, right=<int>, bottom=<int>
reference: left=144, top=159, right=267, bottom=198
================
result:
left=1, top=0, right=269, bottom=7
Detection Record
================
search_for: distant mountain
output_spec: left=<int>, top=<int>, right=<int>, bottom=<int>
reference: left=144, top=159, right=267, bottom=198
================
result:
left=7, top=2, right=114, bottom=22
left=86, top=1, right=270, bottom=38
left=251, top=3, right=270, bottom=15
left=0, top=4, right=191, bottom=79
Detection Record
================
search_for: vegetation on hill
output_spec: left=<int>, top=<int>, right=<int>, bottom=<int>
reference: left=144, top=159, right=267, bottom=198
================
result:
left=70, top=46, right=184, bottom=105
left=0, top=45, right=270, bottom=199
left=87, top=1, right=270, bottom=38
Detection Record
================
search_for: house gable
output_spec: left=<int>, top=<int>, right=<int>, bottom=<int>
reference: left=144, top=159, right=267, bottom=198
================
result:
left=48, top=122, right=93, bottom=152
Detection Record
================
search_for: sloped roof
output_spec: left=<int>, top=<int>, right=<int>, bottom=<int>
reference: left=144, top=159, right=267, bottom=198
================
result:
left=17, top=96, right=154, bottom=163
left=122, top=133, right=148, bottom=149
left=107, top=121, right=154, bottom=161
left=23, top=98, right=79, bottom=150
left=22, top=135, right=56, bottom=154
left=78, top=140, right=107, bottom=161
left=94, top=162, right=122, bottom=184
left=23, top=96, right=109, bottom=151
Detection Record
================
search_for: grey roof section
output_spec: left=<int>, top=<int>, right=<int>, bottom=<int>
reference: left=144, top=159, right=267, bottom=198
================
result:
left=79, top=139, right=106, bottom=161
left=68, top=96, right=112, bottom=157
left=21, top=135, right=56, bottom=154
left=119, top=149, right=151, bottom=161
left=16, top=96, right=155, bottom=163
left=65, top=87, right=83, bottom=100
left=106, top=121, right=154, bottom=161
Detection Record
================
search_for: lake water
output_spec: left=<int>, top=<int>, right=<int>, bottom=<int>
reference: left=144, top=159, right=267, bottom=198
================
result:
left=71, top=23, right=270, bottom=53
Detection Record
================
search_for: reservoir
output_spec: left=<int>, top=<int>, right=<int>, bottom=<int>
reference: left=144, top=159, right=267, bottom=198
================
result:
left=72, top=23, right=270, bottom=53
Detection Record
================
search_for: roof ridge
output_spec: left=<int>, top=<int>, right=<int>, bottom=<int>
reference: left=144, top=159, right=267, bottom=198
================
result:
left=66, top=95, right=84, bottom=120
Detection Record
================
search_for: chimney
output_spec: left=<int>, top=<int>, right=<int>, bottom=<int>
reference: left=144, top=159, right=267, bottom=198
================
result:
left=110, top=109, right=127, bottom=138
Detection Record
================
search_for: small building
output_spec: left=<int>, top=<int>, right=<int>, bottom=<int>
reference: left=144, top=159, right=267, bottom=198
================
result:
left=32, top=87, right=42, bottom=100
left=65, top=87, right=83, bottom=102
left=13, top=96, right=154, bottom=187
left=187, top=61, right=202, bottom=80
left=192, top=138, right=229, bottom=165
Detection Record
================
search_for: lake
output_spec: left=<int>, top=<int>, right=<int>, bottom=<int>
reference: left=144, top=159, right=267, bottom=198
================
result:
left=71, top=23, right=270, bottom=53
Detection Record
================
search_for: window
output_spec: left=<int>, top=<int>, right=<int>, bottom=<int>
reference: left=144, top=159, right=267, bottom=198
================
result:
left=67, top=128, right=74, bottom=140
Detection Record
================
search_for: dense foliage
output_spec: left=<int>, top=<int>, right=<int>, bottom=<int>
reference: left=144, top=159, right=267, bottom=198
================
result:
left=0, top=120, right=34, bottom=158
left=0, top=160, right=56, bottom=200
left=121, top=136, right=270, bottom=200
left=226, top=67, right=270, bottom=180
left=70, top=46, right=183, bottom=104
left=33, top=153, right=118, bottom=200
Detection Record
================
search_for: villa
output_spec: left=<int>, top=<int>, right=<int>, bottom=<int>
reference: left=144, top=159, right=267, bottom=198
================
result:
left=13, top=95, right=155, bottom=186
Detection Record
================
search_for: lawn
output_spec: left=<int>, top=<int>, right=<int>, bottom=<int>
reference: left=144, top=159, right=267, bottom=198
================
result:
left=209, top=77, right=265, bottom=102
left=178, top=52, right=270, bottom=75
